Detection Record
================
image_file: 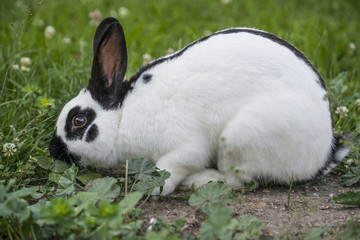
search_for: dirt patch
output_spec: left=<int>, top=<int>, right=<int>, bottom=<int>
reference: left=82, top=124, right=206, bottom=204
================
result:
left=140, top=174, right=360, bottom=238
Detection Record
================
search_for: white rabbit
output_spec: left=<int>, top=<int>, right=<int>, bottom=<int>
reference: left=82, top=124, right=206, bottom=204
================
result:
left=49, top=17, right=349, bottom=195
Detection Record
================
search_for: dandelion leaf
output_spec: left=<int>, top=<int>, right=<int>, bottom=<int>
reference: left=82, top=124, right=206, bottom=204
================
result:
left=230, top=215, right=263, bottom=240
left=87, top=176, right=121, bottom=200
left=189, top=182, right=234, bottom=206
left=72, top=191, right=98, bottom=213
left=55, top=165, right=78, bottom=197
left=305, top=225, right=329, bottom=240
left=36, top=157, right=54, bottom=170
left=332, top=191, right=360, bottom=206
left=52, top=160, right=69, bottom=173
left=341, top=166, right=360, bottom=187
left=199, top=207, right=233, bottom=240
left=77, top=172, right=102, bottom=185
left=128, top=158, right=156, bottom=176
left=118, top=192, right=143, bottom=215
left=133, top=169, right=170, bottom=193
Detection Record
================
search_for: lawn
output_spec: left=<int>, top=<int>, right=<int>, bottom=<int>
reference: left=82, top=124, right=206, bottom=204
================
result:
left=1, top=0, right=360, bottom=239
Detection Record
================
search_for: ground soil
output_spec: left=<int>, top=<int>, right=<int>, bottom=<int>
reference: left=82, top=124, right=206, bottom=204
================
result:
left=140, top=174, right=360, bottom=239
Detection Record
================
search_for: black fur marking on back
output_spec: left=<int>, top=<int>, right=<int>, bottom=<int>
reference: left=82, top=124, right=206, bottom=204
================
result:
left=86, top=124, right=99, bottom=142
left=128, top=28, right=326, bottom=90
left=142, top=73, right=152, bottom=84
left=65, top=106, right=97, bottom=141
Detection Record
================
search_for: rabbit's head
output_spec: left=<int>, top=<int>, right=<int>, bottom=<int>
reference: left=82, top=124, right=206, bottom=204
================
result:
left=49, top=18, right=128, bottom=167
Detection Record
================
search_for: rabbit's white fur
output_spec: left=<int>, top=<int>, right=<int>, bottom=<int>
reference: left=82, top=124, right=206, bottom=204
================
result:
left=51, top=22, right=345, bottom=195
left=117, top=31, right=332, bottom=194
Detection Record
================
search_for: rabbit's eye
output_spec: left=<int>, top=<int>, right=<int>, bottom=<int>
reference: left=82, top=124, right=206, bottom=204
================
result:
left=72, top=115, right=87, bottom=127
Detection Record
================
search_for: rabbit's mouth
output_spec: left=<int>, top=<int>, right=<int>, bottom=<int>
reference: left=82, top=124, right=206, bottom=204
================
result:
left=49, top=130, right=81, bottom=167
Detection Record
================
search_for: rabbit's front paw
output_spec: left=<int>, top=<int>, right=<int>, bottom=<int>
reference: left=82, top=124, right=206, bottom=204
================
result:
left=151, top=181, right=176, bottom=196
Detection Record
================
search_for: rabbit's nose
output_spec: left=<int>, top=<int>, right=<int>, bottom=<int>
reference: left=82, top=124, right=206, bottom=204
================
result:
left=49, top=130, right=81, bottom=166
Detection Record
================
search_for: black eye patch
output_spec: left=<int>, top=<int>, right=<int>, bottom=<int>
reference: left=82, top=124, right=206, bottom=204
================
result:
left=86, top=124, right=99, bottom=142
left=65, top=106, right=96, bottom=141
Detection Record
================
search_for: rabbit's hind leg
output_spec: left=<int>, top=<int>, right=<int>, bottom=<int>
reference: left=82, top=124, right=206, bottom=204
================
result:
left=216, top=104, right=297, bottom=187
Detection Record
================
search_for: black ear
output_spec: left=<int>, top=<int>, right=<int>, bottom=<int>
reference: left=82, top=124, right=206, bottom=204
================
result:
left=88, top=17, right=128, bottom=109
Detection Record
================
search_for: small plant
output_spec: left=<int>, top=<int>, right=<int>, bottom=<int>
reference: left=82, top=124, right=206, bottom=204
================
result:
left=190, top=182, right=263, bottom=240
left=286, top=175, right=294, bottom=210
left=332, top=191, right=360, bottom=206
left=0, top=161, right=146, bottom=239
left=341, top=166, right=360, bottom=187
left=0, top=160, right=266, bottom=240
left=340, top=218, right=360, bottom=240
left=304, top=226, right=329, bottom=240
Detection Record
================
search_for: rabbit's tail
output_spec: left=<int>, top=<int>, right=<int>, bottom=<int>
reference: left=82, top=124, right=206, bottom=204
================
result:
left=321, top=135, right=350, bottom=175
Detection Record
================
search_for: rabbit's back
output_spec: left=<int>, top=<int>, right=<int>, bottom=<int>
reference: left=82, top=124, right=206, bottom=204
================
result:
left=134, top=29, right=327, bottom=114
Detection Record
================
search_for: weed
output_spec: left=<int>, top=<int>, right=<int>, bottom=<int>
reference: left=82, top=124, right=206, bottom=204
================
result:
left=286, top=175, right=294, bottom=210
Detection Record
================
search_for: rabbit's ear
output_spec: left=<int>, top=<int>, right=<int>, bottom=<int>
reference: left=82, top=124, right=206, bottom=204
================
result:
left=88, top=17, right=128, bottom=109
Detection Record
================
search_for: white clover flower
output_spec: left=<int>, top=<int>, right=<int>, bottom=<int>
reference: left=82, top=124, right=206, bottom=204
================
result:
left=62, top=37, right=71, bottom=44
left=33, top=18, right=44, bottom=27
left=12, top=64, right=20, bottom=70
left=335, top=106, right=349, bottom=118
left=346, top=159, right=355, bottom=165
left=3, top=143, right=17, bottom=157
left=20, top=57, right=31, bottom=67
left=89, top=9, right=102, bottom=26
left=143, top=53, right=152, bottom=65
left=15, top=0, right=25, bottom=8
left=110, top=10, right=118, bottom=18
left=166, top=48, right=174, bottom=55
left=45, top=26, right=56, bottom=39
left=221, top=0, right=232, bottom=4
left=147, top=217, right=156, bottom=231
left=349, top=42, right=356, bottom=55
left=21, top=66, right=30, bottom=72
left=119, top=7, right=130, bottom=18
left=203, top=30, right=212, bottom=36
left=89, top=9, right=102, bottom=21
left=355, top=99, right=360, bottom=110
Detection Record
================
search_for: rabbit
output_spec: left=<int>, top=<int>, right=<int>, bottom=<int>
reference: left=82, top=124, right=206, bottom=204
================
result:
left=49, top=17, right=349, bottom=195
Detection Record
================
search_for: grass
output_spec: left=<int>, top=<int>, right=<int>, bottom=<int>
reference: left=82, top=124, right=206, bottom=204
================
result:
left=1, top=0, right=360, bottom=239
